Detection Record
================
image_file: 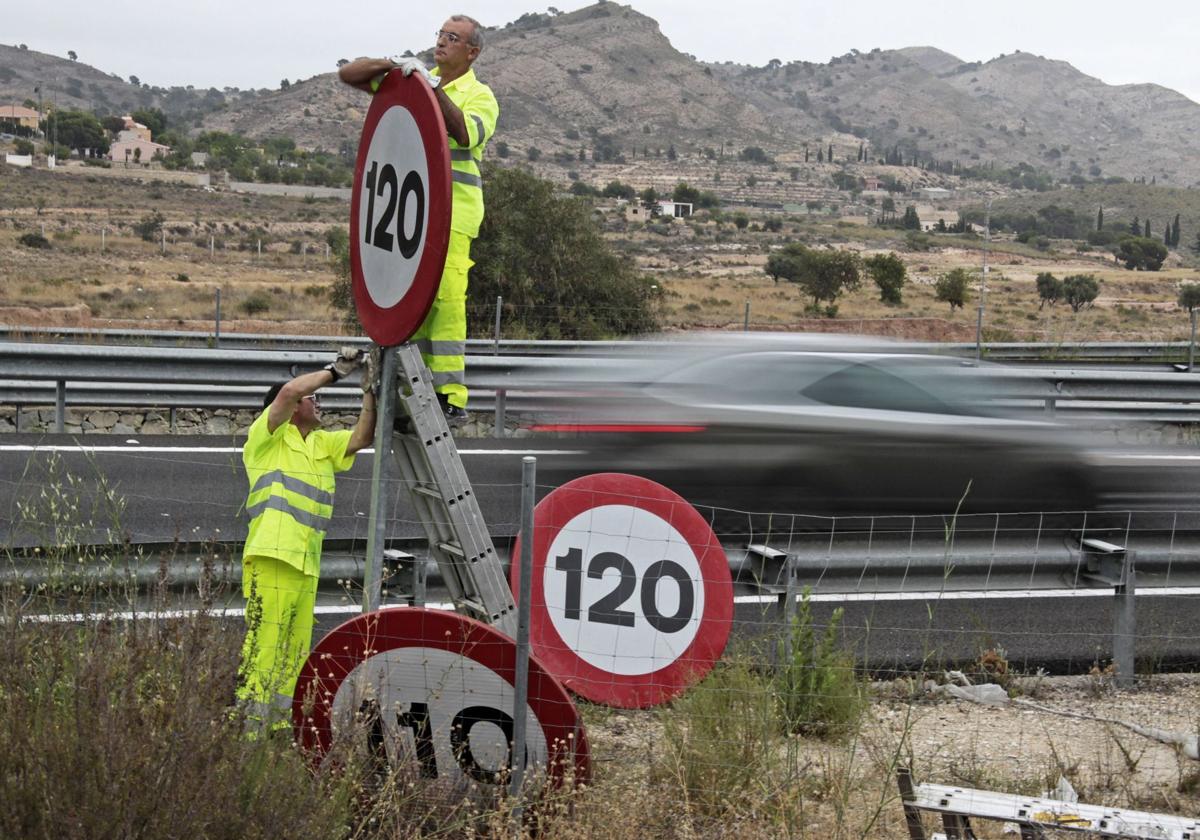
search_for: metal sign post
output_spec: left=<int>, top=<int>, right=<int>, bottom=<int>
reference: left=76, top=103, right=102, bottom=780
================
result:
left=362, top=346, right=398, bottom=613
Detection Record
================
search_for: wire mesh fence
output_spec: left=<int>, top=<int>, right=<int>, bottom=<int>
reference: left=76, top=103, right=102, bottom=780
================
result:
left=2, top=445, right=1199, bottom=837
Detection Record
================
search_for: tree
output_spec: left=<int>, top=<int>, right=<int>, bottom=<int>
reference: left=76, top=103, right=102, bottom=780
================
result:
left=41, top=109, right=109, bottom=155
left=935, top=268, right=970, bottom=310
left=602, top=180, right=635, bottom=200
left=1116, top=236, right=1168, bottom=271
left=1062, top=274, right=1100, bottom=312
left=1097, top=206, right=1103, bottom=231
left=732, top=213, right=749, bottom=230
left=336, top=58, right=349, bottom=67
left=672, top=182, right=700, bottom=205
left=1144, top=218, right=1151, bottom=238
left=67, top=50, right=77, bottom=61
left=1172, top=214, right=1182, bottom=248
left=1129, top=216, right=1141, bottom=236
left=466, top=165, right=661, bottom=338
left=901, top=205, right=921, bottom=230
left=864, top=252, right=906, bottom=304
left=13, top=138, right=34, bottom=156
left=128, top=75, right=140, bottom=86
left=666, top=144, right=677, bottom=161
left=131, top=108, right=165, bottom=137
left=280, top=79, right=290, bottom=90
left=765, top=243, right=861, bottom=306
left=739, top=146, right=771, bottom=164
left=1035, top=272, right=1063, bottom=309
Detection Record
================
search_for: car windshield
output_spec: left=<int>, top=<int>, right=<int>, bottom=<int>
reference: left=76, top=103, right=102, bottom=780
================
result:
left=656, top=352, right=982, bottom=416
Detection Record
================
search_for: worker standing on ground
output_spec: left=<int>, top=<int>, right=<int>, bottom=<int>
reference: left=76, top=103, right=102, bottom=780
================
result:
left=339, top=14, right=499, bottom=426
left=237, top=347, right=374, bottom=731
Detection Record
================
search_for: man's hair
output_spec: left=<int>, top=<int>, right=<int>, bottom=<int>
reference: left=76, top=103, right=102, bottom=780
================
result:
left=449, top=14, right=484, bottom=49
left=263, top=381, right=286, bottom=409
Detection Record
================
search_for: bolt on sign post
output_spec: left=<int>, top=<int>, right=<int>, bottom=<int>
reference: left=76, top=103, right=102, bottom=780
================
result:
left=350, top=71, right=452, bottom=347
left=511, top=473, right=733, bottom=709
left=292, top=608, right=590, bottom=791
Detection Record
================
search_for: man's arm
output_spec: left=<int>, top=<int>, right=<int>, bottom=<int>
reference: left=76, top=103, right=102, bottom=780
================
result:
left=435, top=89, right=470, bottom=147
left=267, top=369, right=334, bottom=433
left=338, top=57, right=395, bottom=92
left=345, top=391, right=376, bottom=455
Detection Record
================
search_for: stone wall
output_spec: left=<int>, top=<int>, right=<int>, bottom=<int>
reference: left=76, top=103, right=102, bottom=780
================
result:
left=0, top=405, right=514, bottom=438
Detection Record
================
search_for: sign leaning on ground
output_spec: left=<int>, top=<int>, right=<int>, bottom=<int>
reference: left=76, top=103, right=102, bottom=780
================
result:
left=511, top=473, right=733, bottom=709
left=292, top=607, right=589, bottom=788
left=350, top=72, right=452, bottom=346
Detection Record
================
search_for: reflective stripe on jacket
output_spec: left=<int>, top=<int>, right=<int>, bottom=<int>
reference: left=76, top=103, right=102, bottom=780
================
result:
left=241, top=409, right=355, bottom=576
left=433, top=67, right=499, bottom=238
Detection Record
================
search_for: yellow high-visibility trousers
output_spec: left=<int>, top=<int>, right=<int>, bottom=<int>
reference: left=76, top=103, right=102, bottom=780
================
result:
left=237, top=554, right=318, bottom=728
left=412, top=231, right=472, bottom=409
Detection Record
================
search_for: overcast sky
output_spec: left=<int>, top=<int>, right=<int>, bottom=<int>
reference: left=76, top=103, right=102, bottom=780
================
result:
left=9, top=0, right=1200, bottom=104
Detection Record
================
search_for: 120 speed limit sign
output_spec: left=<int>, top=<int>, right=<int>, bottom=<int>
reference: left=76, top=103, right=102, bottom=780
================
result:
left=350, top=71, right=451, bottom=346
left=511, top=473, right=733, bottom=708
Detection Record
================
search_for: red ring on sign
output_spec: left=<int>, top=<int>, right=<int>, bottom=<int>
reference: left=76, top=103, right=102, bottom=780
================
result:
left=292, top=607, right=590, bottom=786
left=511, top=473, right=733, bottom=709
left=350, top=71, right=452, bottom=346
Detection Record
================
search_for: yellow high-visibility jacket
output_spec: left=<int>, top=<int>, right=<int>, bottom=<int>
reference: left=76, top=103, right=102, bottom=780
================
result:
left=431, top=67, right=498, bottom=238
left=241, top=410, right=355, bottom=577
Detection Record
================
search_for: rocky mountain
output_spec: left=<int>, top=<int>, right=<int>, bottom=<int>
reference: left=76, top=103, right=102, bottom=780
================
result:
left=6, top=3, right=1200, bottom=186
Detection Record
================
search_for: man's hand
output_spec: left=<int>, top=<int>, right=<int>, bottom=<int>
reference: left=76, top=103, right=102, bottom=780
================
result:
left=324, top=347, right=364, bottom=382
left=361, top=347, right=380, bottom=394
left=395, top=57, right=440, bottom=88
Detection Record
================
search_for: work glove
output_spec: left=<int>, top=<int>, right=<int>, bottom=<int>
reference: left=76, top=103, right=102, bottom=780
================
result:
left=361, top=346, right=381, bottom=395
left=324, top=347, right=363, bottom=382
left=394, top=57, right=439, bottom=89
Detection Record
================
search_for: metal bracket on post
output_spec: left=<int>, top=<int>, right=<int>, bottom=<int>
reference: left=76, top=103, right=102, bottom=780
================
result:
left=382, top=547, right=425, bottom=607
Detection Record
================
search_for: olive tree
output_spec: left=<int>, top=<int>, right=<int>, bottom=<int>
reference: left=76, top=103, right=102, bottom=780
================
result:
left=864, top=252, right=906, bottom=305
left=1035, top=272, right=1062, bottom=309
left=935, top=268, right=970, bottom=311
left=1062, top=274, right=1100, bottom=312
left=765, top=243, right=861, bottom=307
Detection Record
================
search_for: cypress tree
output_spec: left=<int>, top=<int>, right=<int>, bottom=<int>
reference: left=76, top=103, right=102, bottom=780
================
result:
left=828, top=143, right=833, bottom=162
left=1145, top=218, right=1151, bottom=238
left=817, top=148, right=824, bottom=163
left=1097, top=206, right=1104, bottom=231
left=1172, top=214, right=1182, bottom=247
left=1130, top=216, right=1141, bottom=236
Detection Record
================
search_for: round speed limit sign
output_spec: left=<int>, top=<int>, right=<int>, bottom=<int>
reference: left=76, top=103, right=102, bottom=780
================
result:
left=511, top=473, right=733, bottom=708
left=293, top=608, right=590, bottom=788
left=350, top=71, right=452, bottom=346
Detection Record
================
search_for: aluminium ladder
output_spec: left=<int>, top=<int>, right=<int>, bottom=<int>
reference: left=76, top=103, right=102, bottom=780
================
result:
left=386, top=343, right=517, bottom=638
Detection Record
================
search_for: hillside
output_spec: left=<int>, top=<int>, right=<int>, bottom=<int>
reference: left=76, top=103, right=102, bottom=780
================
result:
left=0, top=43, right=263, bottom=128
left=188, top=2, right=1200, bottom=188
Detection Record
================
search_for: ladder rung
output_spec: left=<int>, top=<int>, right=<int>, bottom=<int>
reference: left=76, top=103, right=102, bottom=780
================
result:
left=437, top=541, right=465, bottom=558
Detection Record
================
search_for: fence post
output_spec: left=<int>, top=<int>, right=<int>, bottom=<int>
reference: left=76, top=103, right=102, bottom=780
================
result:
left=55, top=380, right=65, bottom=433
left=510, top=456, right=536, bottom=814
left=744, top=300, right=751, bottom=331
left=1113, top=554, right=1137, bottom=688
left=161, top=227, right=165, bottom=254
left=493, top=296, right=506, bottom=438
left=209, top=235, right=214, bottom=258
left=101, top=227, right=105, bottom=252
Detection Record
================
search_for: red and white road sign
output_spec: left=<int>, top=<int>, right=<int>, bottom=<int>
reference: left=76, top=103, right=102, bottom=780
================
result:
left=293, top=608, right=589, bottom=788
left=350, top=71, right=452, bottom=346
left=511, top=473, right=733, bottom=709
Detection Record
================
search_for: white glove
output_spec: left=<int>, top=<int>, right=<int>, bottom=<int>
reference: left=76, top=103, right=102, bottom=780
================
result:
left=394, top=58, right=439, bottom=89
left=324, top=347, right=363, bottom=382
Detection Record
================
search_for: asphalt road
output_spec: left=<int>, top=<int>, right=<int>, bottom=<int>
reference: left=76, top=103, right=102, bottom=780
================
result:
left=6, top=433, right=1200, bottom=673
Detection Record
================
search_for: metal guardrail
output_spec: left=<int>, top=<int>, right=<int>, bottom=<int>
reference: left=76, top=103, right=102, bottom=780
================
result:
left=3, top=341, right=1200, bottom=430
left=1, top=326, right=1197, bottom=365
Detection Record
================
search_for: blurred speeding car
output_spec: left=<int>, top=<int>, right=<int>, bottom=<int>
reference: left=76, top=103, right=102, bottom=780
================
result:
left=525, top=333, right=1099, bottom=518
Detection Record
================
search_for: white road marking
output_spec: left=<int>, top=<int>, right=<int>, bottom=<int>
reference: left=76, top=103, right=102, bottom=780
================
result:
left=26, top=588, right=1200, bottom=624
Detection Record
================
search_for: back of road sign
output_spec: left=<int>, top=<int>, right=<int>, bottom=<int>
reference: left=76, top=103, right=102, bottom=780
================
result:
left=350, top=72, right=452, bottom=347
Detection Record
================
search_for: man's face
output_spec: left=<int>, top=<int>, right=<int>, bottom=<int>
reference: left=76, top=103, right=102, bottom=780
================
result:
left=434, top=18, right=479, bottom=72
left=295, top=393, right=321, bottom=428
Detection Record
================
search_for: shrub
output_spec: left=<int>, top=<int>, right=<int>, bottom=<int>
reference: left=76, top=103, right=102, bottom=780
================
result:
left=239, top=292, right=272, bottom=315
left=774, top=587, right=865, bottom=738
left=17, top=232, right=50, bottom=249
left=132, top=211, right=165, bottom=242
left=652, top=659, right=787, bottom=816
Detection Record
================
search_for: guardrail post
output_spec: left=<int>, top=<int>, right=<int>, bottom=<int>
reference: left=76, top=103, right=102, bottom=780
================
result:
left=214, top=288, right=221, bottom=348
left=55, top=380, right=65, bottom=433
left=493, top=296, right=505, bottom=438
left=510, top=455, right=536, bottom=814
left=1189, top=309, right=1197, bottom=372
left=363, top=346, right=398, bottom=613
left=169, top=407, right=176, bottom=432
left=1114, top=554, right=1137, bottom=689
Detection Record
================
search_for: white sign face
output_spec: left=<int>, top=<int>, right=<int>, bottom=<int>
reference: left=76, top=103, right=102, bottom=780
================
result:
left=542, top=504, right=705, bottom=676
left=356, top=106, right=430, bottom=309
left=331, top=647, right=548, bottom=785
